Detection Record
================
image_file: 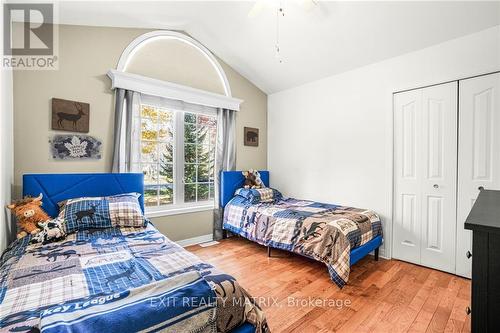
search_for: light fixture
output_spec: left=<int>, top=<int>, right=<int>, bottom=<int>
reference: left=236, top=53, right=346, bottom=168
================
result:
left=248, top=0, right=317, bottom=64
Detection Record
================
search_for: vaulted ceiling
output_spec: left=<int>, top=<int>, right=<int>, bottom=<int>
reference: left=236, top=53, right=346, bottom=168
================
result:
left=59, top=1, right=500, bottom=94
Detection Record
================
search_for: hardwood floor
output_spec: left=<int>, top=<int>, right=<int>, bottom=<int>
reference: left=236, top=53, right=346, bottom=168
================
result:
left=187, top=237, right=471, bottom=333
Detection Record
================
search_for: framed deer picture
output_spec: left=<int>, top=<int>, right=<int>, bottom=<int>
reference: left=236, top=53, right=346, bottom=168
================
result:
left=244, top=127, right=259, bottom=147
left=51, top=98, right=90, bottom=133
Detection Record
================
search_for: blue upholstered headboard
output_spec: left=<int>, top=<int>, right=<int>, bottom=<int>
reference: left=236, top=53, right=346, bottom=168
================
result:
left=220, top=171, right=269, bottom=208
left=23, top=173, right=144, bottom=218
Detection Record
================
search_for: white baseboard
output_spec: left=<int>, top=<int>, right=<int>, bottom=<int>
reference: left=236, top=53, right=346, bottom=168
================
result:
left=176, top=234, right=213, bottom=247
left=369, top=247, right=390, bottom=260
left=379, top=248, right=390, bottom=260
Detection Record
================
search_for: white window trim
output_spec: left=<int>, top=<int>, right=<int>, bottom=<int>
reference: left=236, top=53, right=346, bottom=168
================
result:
left=174, top=110, right=183, bottom=205
left=146, top=202, right=215, bottom=218
left=108, top=70, right=242, bottom=111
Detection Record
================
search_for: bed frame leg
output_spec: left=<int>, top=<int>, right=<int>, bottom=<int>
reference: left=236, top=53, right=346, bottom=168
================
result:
left=374, top=247, right=379, bottom=261
left=222, top=230, right=227, bottom=239
left=267, top=246, right=271, bottom=257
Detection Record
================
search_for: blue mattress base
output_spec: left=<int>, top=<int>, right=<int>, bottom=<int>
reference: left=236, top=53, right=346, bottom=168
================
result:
left=350, top=235, right=383, bottom=265
left=231, top=322, right=256, bottom=333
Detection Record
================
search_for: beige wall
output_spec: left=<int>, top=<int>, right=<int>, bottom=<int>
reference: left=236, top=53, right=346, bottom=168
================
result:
left=126, top=38, right=226, bottom=94
left=13, top=24, right=267, bottom=241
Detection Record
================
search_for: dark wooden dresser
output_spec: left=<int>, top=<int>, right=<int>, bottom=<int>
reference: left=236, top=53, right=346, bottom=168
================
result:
left=464, top=190, right=500, bottom=333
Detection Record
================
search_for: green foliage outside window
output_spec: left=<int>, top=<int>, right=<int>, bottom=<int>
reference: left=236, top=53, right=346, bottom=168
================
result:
left=141, top=105, right=216, bottom=208
left=181, top=113, right=216, bottom=202
left=141, top=105, right=175, bottom=207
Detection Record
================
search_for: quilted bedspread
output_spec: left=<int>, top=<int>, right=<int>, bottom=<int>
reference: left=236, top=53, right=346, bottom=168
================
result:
left=223, top=196, right=383, bottom=287
left=0, top=223, right=269, bottom=333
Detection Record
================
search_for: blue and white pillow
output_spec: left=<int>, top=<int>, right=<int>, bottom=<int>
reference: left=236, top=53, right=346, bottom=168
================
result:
left=58, top=193, right=146, bottom=234
left=235, top=188, right=282, bottom=204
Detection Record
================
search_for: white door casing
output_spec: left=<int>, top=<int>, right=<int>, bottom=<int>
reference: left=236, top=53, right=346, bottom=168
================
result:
left=393, top=82, right=458, bottom=273
left=456, top=72, right=500, bottom=278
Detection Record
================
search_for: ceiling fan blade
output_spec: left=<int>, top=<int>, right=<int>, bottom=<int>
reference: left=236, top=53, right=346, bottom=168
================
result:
left=248, top=0, right=267, bottom=18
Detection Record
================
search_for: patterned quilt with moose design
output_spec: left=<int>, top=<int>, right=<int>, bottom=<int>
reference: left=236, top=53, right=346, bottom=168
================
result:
left=223, top=196, right=383, bottom=287
left=0, top=223, right=269, bottom=333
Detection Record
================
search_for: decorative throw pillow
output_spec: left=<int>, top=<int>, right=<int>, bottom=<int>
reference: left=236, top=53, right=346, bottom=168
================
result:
left=58, top=193, right=146, bottom=234
left=235, top=188, right=282, bottom=204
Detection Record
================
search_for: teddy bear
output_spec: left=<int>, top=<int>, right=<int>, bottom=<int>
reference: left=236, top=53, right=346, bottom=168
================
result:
left=6, top=193, right=50, bottom=239
left=242, top=169, right=265, bottom=189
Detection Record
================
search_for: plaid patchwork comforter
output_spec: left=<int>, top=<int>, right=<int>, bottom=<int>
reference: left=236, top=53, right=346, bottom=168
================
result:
left=223, top=196, right=382, bottom=287
left=0, top=223, right=269, bottom=333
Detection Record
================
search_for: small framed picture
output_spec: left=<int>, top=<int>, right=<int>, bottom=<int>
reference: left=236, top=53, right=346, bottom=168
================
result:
left=51, top=98, right=90, bottom=133
left=244, top=127, right=259, bottom=147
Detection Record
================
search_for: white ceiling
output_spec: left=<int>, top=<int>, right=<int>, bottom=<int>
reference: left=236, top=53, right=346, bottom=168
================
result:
left=58, top=1, right=500, bottom=94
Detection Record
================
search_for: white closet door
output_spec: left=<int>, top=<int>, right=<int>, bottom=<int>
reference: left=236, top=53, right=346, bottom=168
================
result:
left=394, top=89, right=422, bottom=264
left=393, top=82, right=457, bottom=273
left=457, top=73, right=500, bottom=278
left=420, top=83, right=457, bottom=273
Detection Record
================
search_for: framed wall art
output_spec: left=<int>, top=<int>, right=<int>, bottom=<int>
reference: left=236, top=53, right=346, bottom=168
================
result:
left=244, top=127, right=259, bottom=147
left=50, top=135, right=101, bottom=160
left=51, top=98, right=90, bottom=133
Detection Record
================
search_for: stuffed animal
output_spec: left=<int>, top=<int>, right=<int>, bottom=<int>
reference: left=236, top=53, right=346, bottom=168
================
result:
left=242, top=169, right=265, bottom=189
left=253, top=170, right=264, bottom=188
left=7, top=193, right=50, bottom=239
left=31, top=217, right=66, bottom=244
left=242, top=170, right=255, bottom=189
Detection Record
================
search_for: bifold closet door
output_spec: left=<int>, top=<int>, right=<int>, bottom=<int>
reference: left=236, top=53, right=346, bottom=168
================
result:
left=456, top=72, right=500, bottom=278
left=420, top=83, right=457, bottom=273
left=394, top=89, right=422, bottom=264
left=394, top=82, right=458, bottom=273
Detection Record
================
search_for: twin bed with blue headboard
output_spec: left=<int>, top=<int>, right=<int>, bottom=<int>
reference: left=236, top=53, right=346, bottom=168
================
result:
left=0, top=173, right=263, bottom=333
left=220, top=170, right=383, bottom=288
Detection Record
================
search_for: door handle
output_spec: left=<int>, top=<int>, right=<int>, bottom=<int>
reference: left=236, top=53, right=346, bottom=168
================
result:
left=433, top=184, right=439, bottom=189
left=466, top=251, right=472, bottom=259
left=478, top=186, right=484, bottom=191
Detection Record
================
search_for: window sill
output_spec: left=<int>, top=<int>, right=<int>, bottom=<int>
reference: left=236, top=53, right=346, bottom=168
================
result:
left=145, top=204, right=215, bottom=218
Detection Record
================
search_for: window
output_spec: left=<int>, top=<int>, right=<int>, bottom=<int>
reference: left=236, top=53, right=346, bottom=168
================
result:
left=140, top=104, right=217, bottom=212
